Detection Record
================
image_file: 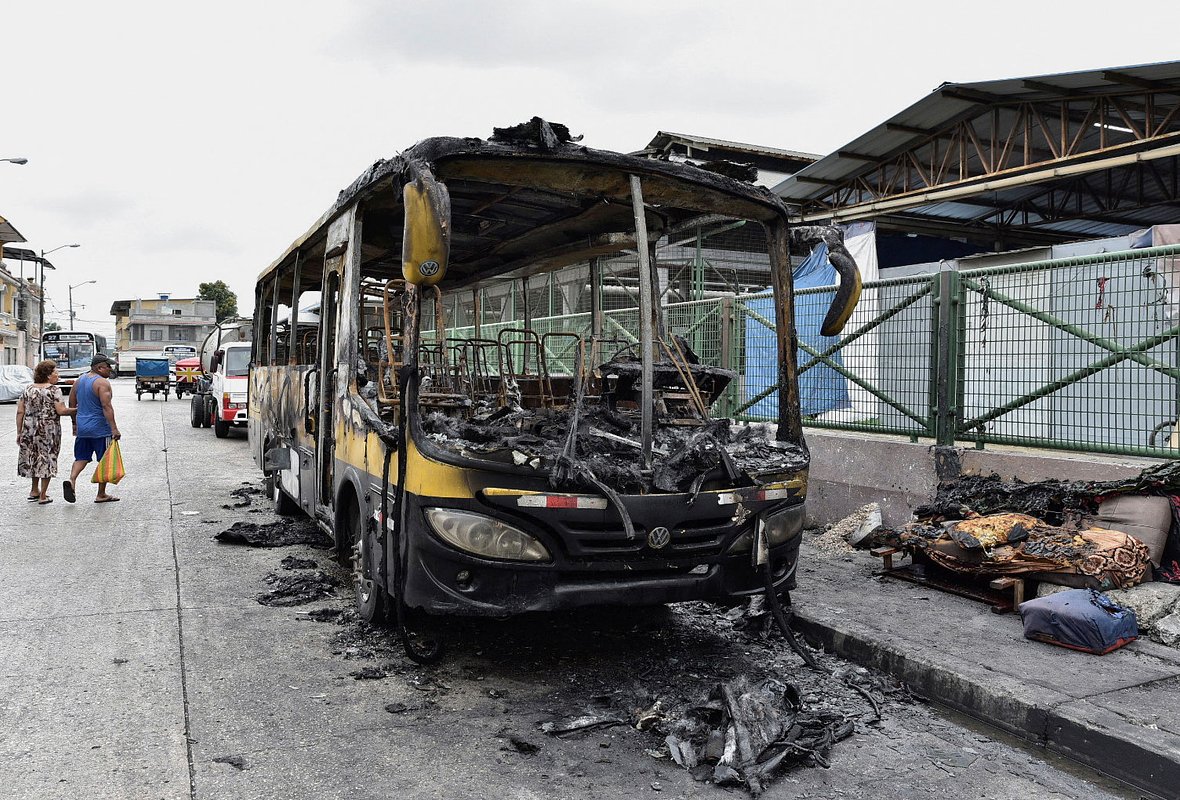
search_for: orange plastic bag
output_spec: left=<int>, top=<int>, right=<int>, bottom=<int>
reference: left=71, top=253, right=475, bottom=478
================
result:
left=91, top=440, right=126, bottom=484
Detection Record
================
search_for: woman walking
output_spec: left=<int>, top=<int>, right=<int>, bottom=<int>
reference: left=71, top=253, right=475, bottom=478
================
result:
left=16, top=360, right=76, bottom=504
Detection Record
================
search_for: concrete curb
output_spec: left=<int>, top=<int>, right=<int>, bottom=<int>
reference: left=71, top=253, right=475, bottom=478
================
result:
left=791, top=608, right=1177, bottom=799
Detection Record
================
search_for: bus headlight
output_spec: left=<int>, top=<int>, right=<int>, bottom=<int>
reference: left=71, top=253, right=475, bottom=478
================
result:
left=726, top=506, right=803, bottom=554
left=424, top=508, right=551, bottom=562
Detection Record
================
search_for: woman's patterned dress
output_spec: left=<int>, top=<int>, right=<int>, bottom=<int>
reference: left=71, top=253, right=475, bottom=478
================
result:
left=17, top=385, right=63, bottom=479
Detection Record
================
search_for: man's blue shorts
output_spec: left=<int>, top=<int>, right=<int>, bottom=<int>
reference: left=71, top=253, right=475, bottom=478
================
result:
left=74, top=436, right=109, bottom=462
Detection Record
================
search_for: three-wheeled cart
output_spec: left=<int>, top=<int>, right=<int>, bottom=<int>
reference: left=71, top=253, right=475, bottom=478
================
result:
left=135, top=357, right=170, bottom=401
left=173, top=357, right=203, bottom=400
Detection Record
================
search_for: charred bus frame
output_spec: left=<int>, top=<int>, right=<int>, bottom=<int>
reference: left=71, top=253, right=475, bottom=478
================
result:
left=249, top=120, right=859, bottom=659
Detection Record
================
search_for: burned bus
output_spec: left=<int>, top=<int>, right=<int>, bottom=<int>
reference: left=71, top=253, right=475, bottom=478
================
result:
left=249, top=119, right=859, bottom=658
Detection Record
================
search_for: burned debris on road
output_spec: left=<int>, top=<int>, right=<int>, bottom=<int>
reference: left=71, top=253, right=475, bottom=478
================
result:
left=214, top=519, right=333, bottom=549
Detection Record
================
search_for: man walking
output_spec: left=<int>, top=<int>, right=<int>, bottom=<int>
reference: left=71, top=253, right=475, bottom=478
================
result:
left=64, top=354, right=122, bottom=503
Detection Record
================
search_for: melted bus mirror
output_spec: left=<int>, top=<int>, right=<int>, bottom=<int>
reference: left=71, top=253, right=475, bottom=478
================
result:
left=790, top=224, right=862, bottom=336
left=402, top=171, right=451, bottom=286
left=822, top=239, right=861, bottom=336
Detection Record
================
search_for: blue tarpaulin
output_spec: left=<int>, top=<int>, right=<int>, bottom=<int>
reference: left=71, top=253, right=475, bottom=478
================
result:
left=135, top=358, right=170, bottom=378
left=743, top=243, right=851, bottom=418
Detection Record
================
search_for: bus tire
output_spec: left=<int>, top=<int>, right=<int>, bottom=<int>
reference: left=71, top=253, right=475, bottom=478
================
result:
left=266, top=469, right=300, bottom=516
left=346, top=497, right=385, bottom=624
left=214, top=418, right=230, bottom=438
left=189, top=396, right=203, bottom=428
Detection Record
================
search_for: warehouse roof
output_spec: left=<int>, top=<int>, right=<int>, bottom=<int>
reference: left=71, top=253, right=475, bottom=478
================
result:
left=775, top=60, right=1180, bottom=244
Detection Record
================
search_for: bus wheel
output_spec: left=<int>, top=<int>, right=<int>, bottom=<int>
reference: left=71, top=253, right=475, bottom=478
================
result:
left=348, top=501, right=386, bottom=624
left=267, top=470, right=299, bottom=516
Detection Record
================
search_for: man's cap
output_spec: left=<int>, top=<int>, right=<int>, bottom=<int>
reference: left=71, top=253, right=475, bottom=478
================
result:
left=91, top=354, right=116, bottom=368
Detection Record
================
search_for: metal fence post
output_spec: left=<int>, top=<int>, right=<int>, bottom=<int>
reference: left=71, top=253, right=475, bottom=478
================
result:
left=720, top=295, right=733, bottom=417
left=933, top=270, right=963, bottom=447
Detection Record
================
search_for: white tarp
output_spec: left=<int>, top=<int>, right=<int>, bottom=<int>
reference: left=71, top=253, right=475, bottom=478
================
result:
left=819, top=221, right=879, bottom=423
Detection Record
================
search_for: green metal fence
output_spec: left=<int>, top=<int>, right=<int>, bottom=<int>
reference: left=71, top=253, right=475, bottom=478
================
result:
left=434, top=242, right=1180, bottom=459
left=955, top=245, right=1180, bottom=457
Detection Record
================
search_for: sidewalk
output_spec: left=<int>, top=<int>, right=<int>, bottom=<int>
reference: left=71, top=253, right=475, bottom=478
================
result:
left=791, top=538, right=1180, bottom=799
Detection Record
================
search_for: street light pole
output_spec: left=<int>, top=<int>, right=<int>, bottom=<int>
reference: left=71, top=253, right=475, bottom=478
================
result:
left=1, top=157, right=28, bottom=165
left=68, top=280, right=97, bottom=330
left=37, top=244, right=80, bottom=359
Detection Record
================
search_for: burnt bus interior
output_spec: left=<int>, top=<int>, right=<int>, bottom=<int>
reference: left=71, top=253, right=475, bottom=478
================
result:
left=254, top=137, right=821, bottom=497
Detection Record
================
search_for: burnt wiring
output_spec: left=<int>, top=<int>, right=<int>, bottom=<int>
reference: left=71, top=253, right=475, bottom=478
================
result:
left=755, top=523, right=821, bottom=672
left=762, top=561, right=821, bottom=673
left=550, top=338, right=638, bottom=540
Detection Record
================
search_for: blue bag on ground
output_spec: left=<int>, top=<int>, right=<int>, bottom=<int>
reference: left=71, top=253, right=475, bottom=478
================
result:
left=1018, top=588, right=1138, bottom=654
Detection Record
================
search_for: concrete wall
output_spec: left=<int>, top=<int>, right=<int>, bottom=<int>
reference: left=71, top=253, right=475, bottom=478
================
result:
left=804, top=428, right=1166, bottom=528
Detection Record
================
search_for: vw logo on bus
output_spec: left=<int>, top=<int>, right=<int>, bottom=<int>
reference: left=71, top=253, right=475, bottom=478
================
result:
left=419, top=260, right=440, bottom=277
left=647, top=526, right=671, bottom=550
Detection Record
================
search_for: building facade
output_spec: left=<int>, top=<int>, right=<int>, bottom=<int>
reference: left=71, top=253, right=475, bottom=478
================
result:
left=110, top=295, right=217, bottom=355
left=0, top=263, right=41, bottom=366
left=0, top=229, right=42, bottom=367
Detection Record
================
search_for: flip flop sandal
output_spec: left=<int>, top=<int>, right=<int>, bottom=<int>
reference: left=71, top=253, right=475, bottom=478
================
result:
left=95, top=496, right=121, bottom=503
left=62, top=481, right=76, bottom=503
left=38, top=498, right=53, bottom=505
left=27, top=495, right=38, bottom=501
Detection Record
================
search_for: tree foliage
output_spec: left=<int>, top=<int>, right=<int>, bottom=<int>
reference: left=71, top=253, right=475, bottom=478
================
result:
left=198, top=280, right=238, bottom=322
left=44, top=321, right=62, bottom=332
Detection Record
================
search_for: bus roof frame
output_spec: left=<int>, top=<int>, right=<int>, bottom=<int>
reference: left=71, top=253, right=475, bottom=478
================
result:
left=256, top=124, right=793, bottom=291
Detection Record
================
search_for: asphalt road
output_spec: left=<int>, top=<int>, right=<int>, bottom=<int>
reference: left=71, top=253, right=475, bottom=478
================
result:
left=0, top=380, right=1141, bottom=800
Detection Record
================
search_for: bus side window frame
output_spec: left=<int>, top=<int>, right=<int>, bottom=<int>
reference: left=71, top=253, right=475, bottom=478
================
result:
left=255, top=280, right=275, bottom=366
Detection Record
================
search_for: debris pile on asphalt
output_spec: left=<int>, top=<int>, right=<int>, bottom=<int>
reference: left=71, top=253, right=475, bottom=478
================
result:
left=301, top=608, right=344, bottom=622
left=541, top=714, right=627, bottom=737
left=650, top=676, right=854, bottom=794
left=350, top=664, right=394, bottom=680
left=215, top=519, right=332, bottom=549
left=283, top=574, right=906, bottom=796
left=281, top=555, right=319, bottom=570
left=222, top=483, right=263, bottom=509
left=257, top=570, right=338, bottom=606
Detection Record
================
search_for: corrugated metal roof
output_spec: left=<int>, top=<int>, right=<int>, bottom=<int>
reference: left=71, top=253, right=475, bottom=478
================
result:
left=0, top=215, right=27, bottom=244
left=776, top=59, right=1180, bottom=202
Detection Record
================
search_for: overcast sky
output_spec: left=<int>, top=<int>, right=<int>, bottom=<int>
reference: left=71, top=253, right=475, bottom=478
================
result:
left=4, top=0, right=1178, bottom=340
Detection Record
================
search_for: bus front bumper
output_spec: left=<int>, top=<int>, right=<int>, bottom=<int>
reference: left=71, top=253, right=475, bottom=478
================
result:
left=400, top=501, right=804, bottom=617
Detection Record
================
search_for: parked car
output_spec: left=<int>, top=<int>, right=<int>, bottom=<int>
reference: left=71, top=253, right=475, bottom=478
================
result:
left=0, top=364, right=34, bottom=403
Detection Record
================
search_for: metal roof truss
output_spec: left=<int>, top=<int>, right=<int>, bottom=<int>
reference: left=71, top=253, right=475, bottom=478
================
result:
left=797, top=84, right=1180, bottom=235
